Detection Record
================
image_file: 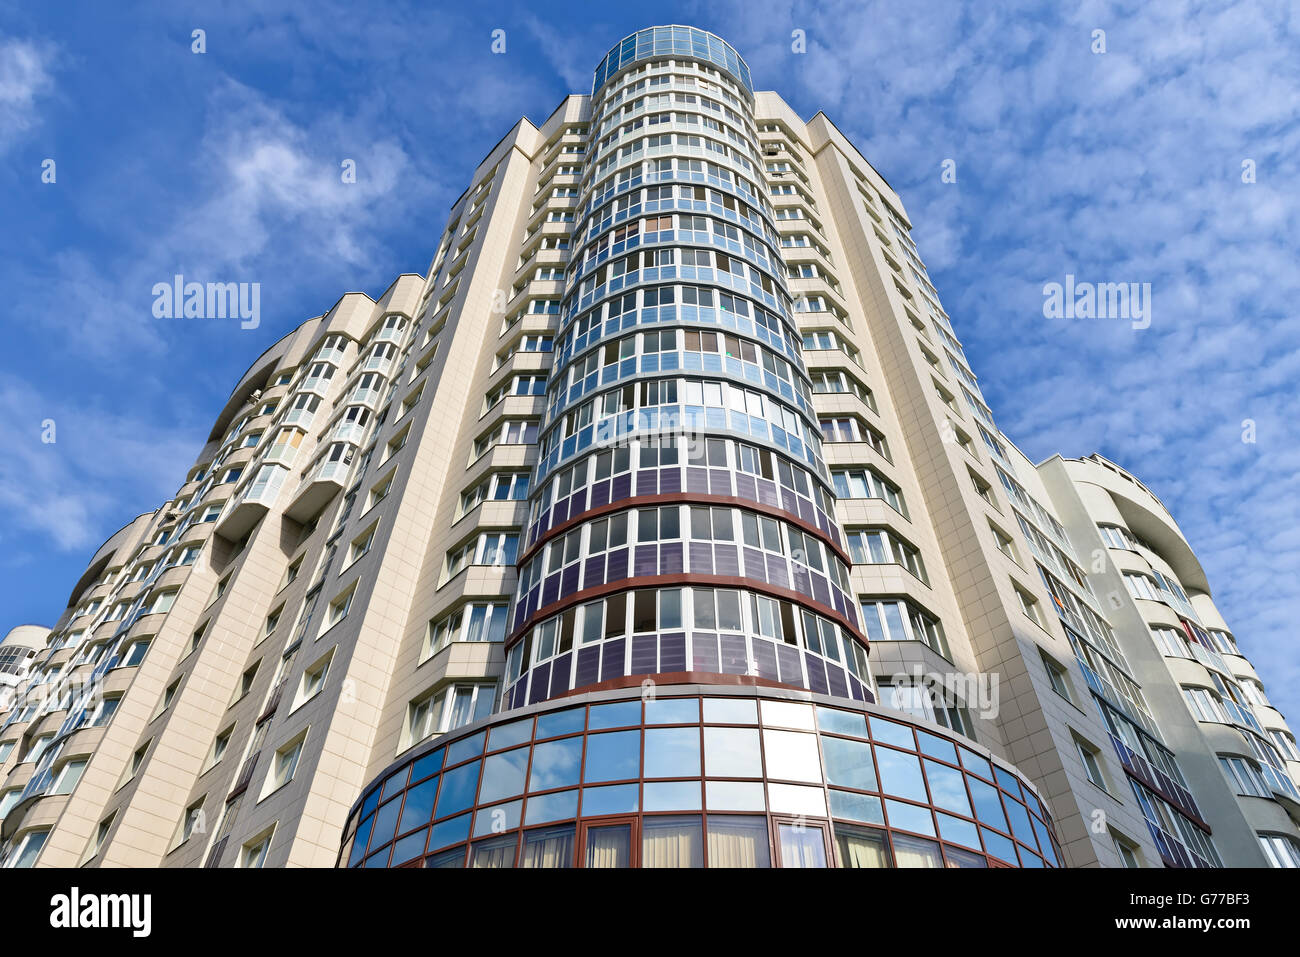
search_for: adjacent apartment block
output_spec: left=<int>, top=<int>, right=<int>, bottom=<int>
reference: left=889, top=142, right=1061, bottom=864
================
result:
left=2, top=25, right=1296, bottom=870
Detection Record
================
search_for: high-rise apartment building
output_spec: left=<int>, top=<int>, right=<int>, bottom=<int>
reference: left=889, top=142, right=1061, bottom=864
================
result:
left=2, top=26, right=1296, bottom=870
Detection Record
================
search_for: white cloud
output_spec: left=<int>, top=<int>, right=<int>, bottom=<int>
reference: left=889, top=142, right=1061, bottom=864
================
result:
left=0, top=35, right=56, bottom=153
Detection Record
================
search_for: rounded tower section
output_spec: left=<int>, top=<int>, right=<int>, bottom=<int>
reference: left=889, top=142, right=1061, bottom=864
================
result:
left=503, top=26, right=870, bottom=710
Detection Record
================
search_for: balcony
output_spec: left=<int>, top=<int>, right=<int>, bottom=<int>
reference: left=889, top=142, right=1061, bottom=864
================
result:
left=331, top=421, right=369, bottom=447
left=284, top=457, right=352, bottom=522
left=361, top=354, right=396, bottom=377
left=349, top=385, right=384, bottom=408
left=281, top=407, right=317, bottom=430
left=217, top=468, right=287, bottom=539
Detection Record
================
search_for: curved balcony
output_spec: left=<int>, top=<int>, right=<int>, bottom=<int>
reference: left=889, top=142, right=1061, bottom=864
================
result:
left=285, top=455, right=353, bottom=523
left=339, top=681, right=1060, bottom=869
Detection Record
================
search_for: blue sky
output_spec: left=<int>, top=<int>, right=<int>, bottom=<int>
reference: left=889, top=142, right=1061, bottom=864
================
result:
left=1, top=1, right=1297, bottom=718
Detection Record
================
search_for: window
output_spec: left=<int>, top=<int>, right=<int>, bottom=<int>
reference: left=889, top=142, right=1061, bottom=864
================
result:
left=91, top=813, right=116, bottom=857
left=445, top=532, right=519, bottom=578
left=240, top=830, right=274, bottom=868
left=208, top=726, right=233, bottom=768
left=262, top=732, right=307, bottom=797
left=367, top=470, right=396, bottom=510
left=24, top=734, right=54, bottom=764
left=406, top=683, right=496, bottom=746
left=348, top=523, right=378, bottom=565
left=1220, top=755, right=1272, bottom=798
left=295, top=650, right=334, bottom=708
left=989, top=522, right=1018, bottom=562
left=0, top=788, right=22, bottom=820
left=0, top=740, right=14, bottom=764
left=1013, top=583, right=1042, bottom=626
left=174, top=798, right=206, bottom=847
left=858, top=598, right=951, bottom=659
left=117, top=740, right=150, bottom=790
left=236, top=661, right=261, bottom=702
left=120, top=638, right=152, bottom=667
left=844, top=529, right=926, bottom=582
left=830, top=468, right=906, bottom=515
left=1041, top=652, right=1072, bottom=702
left=1258, top=833, right=1300, bottom=868
left=424, top=603, right=509, bottom=659
left=324, top=585, right=356, bottom=630
left=156, top=678, right=181, bottom=718
left=144, top=589, right=178, bottom=615
left=5, top=829, right=49, bottom=868
left=1123, top=572, right=1161, bottom=602
left=1111, top=831, right=1141, bottom=868
left=1182, top=686, right=1227, bottom=724
left=1074, top=737, right=1106, bottom=789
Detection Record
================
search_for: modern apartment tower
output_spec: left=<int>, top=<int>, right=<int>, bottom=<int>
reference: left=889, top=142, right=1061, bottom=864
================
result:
left=1, top=26, right=1296, bottom=870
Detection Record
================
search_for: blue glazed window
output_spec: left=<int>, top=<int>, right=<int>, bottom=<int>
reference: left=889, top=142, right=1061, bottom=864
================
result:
left=530, top=737, right=583, bottom=791
left=584, top=730, right=640, bottom=782
left=436, top=760, right=481, bottom=818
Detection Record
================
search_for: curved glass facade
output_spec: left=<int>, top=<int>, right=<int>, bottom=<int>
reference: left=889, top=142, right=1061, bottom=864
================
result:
left=592, top=26, right=753, bottom=97
left=504, top=31, right=865, bottom=711
left=338, top=685, right=1062, bottom=868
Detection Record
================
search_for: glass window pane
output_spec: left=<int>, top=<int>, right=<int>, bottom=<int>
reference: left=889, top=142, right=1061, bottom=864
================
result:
left=644, top=780, right=702, bottom=811
left=472, top=800, right=521, bottom=836
left=584, top=730, right=641, bottom=782
left=828, top=789, right=884, bottom=824
left=767, top=783, right=826, bottom=817
left=398, top=776, right=438, bottom=833
left=891, top=833, right=944, bottom=868
left=645, top=697, right=699, bottom=724
left=479, top=747, right=528, bottom=804
left=760, top=699, right=814, bottom=729
left=762, top=729, right=823, bottom=783
left=778, top=823, right=827, bottom=868
left=817, top=706, right=868, bottom=738
left=581, top=783, right=639, bottom=816
left=704, top=779, right=766, bottom=811
left=429, top=812, right=471, bottom=850
left=536, top=708, right=585, bottom=739
left=707, top=815, right=770, bottom=867
left=585, top=822, right=632, bottom=868
left=520, top=823, right=575, bottom=867
left=923, top=759, right=972, bottom=816
left=869, top=717, right=915, bottom=750
left=529, top=738, right=582, bottom=792
left=937, top=811, right=981, bottom=849
left=524, top=788, right=579, bottom=825
left=588, top=700, right=641, bottom=730
left=489, top=718, right=532, bottom=751
left=703, top=726, right=762, bottom=777
left=642, top=815, right=702, bottom=867
left=703, top=697, right=757, bottom=724
left=643, top=727, right=700, bottom=778
left=968, top=777, right=1007, bottom=830
left=822, top=736, right=876, bottom=791
left=885, top=799, right=936, bottom=837
left=834, top=823, right=892, bottom=868
left=470, top=833, right=518, bottom=868
left=875, top=747, right=926, bottom=801
left=435, top=761, right=480, bottom=819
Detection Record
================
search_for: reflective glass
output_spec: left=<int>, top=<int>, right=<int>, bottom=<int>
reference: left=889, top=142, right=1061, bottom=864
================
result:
left=875, top=747, right=926, bottom=801
left=822, top=736, right=876, bottom=791
left=644, top=727, right=700, bottom=778
left=530, top=737, right=582, bottom=791
left=703, top=726, right=762, bottom=777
